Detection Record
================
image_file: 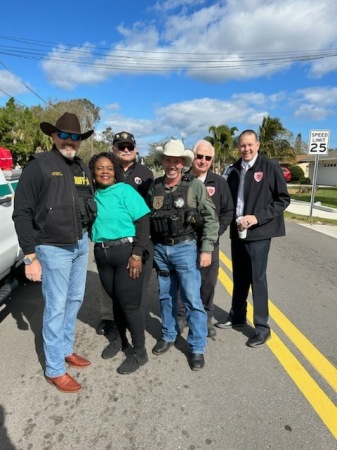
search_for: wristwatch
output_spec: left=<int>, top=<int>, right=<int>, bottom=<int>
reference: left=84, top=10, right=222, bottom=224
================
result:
left=24, top=255, right=38, bottom=265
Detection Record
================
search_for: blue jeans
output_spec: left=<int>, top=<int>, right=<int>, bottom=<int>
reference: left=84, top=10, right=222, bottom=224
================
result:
left=36, top=233, right=89, bottom=377
left=154, top=240, right=207, bottom=353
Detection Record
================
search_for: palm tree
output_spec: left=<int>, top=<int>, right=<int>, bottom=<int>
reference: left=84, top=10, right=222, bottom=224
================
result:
left=258, top=116, right=295, bottom=163
left=204, top=124, right=238, bottom=169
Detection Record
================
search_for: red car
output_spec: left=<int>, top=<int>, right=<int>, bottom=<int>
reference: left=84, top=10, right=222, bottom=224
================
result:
left=281, top=167, right=291, bottom=182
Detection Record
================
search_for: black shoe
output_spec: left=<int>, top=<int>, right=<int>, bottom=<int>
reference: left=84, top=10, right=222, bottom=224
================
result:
left=246, top=332, right=271, bottom=348
left=190, top=353, right=205, bottom=371
left=207, top=320, right=217, bottom=339
left=152, top=340, right=174, bottom=355
left=177, top=317, right=187, bottom=334
left=96, top=319, right=114, bottom=335
left=215, top=318, right=246, bottom=329
left=117, top=350, right=149, bottom=375
left=101, top=339, right=122, bottom=359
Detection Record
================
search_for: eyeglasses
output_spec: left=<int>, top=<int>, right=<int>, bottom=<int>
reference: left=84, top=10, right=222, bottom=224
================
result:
left=57, top=132, right=81, bottom=142
left=117, top=144, right=135, bottom=151
left=196, top=154, right=212, bottom=161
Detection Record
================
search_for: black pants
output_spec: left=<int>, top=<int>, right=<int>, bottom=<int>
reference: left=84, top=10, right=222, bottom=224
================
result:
left=94, top=243, right=146, bottom=350
left=230, top=238, right=271, bottom=335
left=177, top=245, right=220, bottom=320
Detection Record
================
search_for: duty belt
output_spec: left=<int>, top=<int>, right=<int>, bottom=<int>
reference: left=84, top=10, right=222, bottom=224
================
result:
left=153, top=232, right=195, bottom=246
left=95, top=237, right=132, bottom=248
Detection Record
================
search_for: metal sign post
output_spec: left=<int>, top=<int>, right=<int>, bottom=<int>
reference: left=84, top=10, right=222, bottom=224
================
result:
left=308, top=130, right=330, bottom=218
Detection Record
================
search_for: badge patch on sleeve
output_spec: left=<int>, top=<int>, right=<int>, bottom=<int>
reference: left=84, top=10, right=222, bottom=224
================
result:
left=153, top=196, right=164, bottom=210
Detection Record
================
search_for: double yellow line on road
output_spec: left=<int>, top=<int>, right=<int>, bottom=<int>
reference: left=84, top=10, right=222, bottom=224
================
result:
left=219, top=250, right=337, bottom=439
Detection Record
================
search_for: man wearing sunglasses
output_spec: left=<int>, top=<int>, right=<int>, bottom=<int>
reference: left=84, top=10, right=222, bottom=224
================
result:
left=95, top=131, right=154, bottom=345
left=176, top=140, right=234, bottom=338
left=13, top=113, right=95, bottom=393
left=147, top=139, right=219, bottom=371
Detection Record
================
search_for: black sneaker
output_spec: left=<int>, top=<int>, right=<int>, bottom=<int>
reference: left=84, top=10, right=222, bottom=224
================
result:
left=117, top=350, right=149, bottom=374
left=101, top=339, right=122, bottom=359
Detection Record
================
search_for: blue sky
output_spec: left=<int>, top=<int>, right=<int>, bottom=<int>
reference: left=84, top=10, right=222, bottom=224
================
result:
left=1, top=0, right=337, bottom=155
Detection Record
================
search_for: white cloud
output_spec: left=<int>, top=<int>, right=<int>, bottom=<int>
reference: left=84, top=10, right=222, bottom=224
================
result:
left=151, top=0, right=206, bottom=13
left=42, top=44, right=114, bottom=89
left=99, top=83, right=337, bottom=153
left=292, top=86, right=337, bottom=120
left=40, top=0, right=337, bottom=89
left=100, top=93, right=282, bottom=152
left=0, top=70, right=28, bottom=96
left=293, top=104, right=333, bottom=120
left=104, top=103, right=120, bottom=111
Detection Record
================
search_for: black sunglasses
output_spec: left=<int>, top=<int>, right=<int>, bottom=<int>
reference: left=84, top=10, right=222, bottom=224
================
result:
left=57, top=131, right=81, bottom=142
left=117, top=144, right=135, bottom=151
left=196, top=154, right=212, bottom=161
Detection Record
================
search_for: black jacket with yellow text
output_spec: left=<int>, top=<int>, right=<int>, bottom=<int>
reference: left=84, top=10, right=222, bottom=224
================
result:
left=13, top=148, right=94, bottom=254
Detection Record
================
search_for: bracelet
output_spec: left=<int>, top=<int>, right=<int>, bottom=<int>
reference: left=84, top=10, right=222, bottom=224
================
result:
left=131, top=254, right=142, bottom=261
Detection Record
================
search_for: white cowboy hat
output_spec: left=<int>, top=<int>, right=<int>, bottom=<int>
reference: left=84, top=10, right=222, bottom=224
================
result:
left=155, top=139, right=194, bottom=166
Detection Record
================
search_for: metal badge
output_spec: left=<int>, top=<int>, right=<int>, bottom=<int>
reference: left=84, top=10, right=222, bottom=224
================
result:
left=153, top=196, right=164, bottom=210
left=174, top=197, right=185, bottom=208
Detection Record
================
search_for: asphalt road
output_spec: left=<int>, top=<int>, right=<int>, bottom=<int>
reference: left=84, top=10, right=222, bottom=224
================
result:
left=0, top=220, right=336, bottom=450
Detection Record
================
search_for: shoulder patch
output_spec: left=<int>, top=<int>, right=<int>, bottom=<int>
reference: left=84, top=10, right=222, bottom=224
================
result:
left=153, top=196, right=164, bottom=210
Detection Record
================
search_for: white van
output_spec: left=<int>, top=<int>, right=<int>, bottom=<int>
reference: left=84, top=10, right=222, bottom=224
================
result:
left=0, top=169, right=23, bottom=298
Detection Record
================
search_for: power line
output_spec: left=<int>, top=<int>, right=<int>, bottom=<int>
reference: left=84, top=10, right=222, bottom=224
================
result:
left=0, top=86, right=29, bottom=108
left=0, top=34, right=336, bottom=72
left=0, top=59, right=59, bottom=110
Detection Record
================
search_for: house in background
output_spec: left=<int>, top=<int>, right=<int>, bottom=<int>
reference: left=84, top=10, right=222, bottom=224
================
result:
left=296, top=150, right=337, bottom=186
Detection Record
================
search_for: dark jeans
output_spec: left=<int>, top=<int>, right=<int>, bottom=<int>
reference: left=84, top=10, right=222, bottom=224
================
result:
left=94, top=243, right=146, bottom=350
left=177, top=245, right=219, bottom=321
left=230, top=238, right=271, bottom=335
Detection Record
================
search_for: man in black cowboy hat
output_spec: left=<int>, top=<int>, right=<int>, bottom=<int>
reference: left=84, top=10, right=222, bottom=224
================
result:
left=13, top=112, right=95, bottom=393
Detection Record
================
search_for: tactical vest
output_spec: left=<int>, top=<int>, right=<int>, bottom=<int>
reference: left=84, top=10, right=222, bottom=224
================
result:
left=150, top=175, right=199, bottom=240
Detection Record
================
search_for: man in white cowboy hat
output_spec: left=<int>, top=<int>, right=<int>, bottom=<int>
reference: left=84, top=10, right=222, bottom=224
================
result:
left=13, top=112, right=95, bottom=393
left=147, top=139, right=219, bottom=370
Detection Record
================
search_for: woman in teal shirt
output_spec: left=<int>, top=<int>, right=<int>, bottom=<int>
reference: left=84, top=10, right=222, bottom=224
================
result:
left=89, top=152, right=150, bottom=374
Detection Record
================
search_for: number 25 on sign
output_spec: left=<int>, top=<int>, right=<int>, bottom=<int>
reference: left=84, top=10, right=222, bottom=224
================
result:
left=308, top=130, right=330, bottom=155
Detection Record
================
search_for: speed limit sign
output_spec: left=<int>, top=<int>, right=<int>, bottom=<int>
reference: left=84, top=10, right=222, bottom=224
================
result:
left=308, top=130, right=330, bottom=155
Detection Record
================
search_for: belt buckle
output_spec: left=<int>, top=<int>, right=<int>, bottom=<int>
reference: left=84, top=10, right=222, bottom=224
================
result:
left=101, top=242, right=109, bottom=249
left=165, top=237, right=175, bottom=245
